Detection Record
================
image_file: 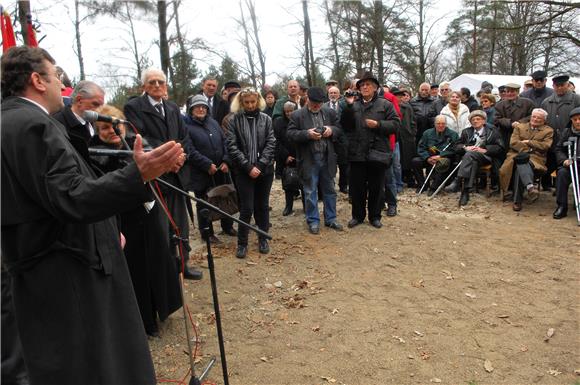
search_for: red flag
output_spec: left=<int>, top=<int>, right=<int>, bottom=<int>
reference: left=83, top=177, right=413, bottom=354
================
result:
left=1, top=9, right=17, bottom=52
left=26, top=13, right=37, bottom=47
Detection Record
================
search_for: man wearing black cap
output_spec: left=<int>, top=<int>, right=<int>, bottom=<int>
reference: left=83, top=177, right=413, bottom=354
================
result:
left=287, top=86, right=343, bottom=234
left=553, top=107, right=580, bottom=219
left=541, top=74, right=580, bottom=137
left=541, top=74, right=580, bottom=191
left=521, top=70, right=554, bottom=107
left=430, top=83, right=439, bottom=98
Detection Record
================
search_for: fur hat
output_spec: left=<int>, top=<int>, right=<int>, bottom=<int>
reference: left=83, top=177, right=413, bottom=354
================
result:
left=468, top=110, right=487, bottom=122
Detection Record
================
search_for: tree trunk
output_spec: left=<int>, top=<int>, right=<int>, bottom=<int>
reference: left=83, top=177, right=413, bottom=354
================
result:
left=18, top=1, right=29, bottom=46
left=74, top=0, right=85, bottom=80
left=418, top=0, right=426, bottom=80
left=471, top=0, right=478, bottom=73
left=246, top=0, right=266, bottom=88
left=488, top=2, right=497, bottom=73
left=239, top=1, right=257, bottom=88
left=373, top=1, right=384, bottom=84
left=157, top=1, right=170, bottom=78
left=324, top=0, right=341, bottom=79
left=302, top=0, right=313, bottom=86
left=125, top=2, right=142, bottom=83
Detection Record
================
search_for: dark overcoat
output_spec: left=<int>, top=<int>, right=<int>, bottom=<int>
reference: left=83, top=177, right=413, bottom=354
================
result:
left=286, top=106, right=340, bottom=180
left=1, top=97, right=156, bottom=385
left=399, top=102, right=418, bottom=170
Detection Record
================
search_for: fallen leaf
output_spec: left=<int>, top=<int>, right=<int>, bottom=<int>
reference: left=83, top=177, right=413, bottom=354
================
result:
left=392, top=335, right=406, bottom=343
left=273, top=281, right=283, bottom=288
left=260, top=356, right=268, bottom=362
left=246, top=261, right=257, bottom=266
left=321, top=376, right=337, bottom=383
left=411, top=279, right=424, bottom=288
left=332, top=308, right=339, bottom=315
left=544, top=327, right=555, bottom=341
left=497, top=315, right=509, bottom=318
left=547, top=368, right=562, bottom=376
left=414, top=330, right=424, bottom=337
left=520, top=345, right=528, bottom=352
left=484, top=359, right=494, bottom=372
left=465, top=292, right=477, bottom=299
left=312, top=325, right=320, bottom=332
left=430, top=378, right=442, bottom=383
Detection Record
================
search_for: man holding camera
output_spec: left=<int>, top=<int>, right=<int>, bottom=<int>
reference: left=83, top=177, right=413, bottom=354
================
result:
left=287, top=87, right=343, bottom=234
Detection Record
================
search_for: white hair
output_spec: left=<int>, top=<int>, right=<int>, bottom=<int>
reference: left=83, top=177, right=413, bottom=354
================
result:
left=532, top=108, right=548, bottom=119
left=141, top=68, right=166, bottom=86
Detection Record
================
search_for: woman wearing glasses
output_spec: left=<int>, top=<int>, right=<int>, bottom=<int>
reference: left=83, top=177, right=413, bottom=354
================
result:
left=225, top=88, right=276, bottom=258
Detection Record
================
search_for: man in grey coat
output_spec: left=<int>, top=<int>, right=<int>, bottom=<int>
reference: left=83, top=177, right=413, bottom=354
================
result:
left=287, top=87, right=343, bottom=234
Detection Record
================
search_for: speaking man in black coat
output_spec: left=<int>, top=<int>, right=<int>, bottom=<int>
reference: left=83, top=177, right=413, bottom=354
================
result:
left=1, top=46, right=185, bottom=385
left=124, top=68, right=202, bottom=280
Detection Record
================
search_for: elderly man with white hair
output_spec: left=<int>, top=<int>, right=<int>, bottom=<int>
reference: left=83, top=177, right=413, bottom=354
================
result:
left=499, top=108, right=554, bottom=211
left=124, top=68, right=203, bottom=280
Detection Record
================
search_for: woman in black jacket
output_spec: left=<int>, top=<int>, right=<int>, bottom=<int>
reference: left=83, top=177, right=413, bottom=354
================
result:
left=274, top=100, right=302, bottom=216
left=183, top=95, right=236, bottom=244
left=226, top=88, right=276, bottom=258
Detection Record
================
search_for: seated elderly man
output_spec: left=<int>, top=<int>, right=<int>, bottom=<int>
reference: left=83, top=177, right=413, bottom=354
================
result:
left=553, top=107, right=580, bottom=219
left=450, top=110, right=504, bottom=206
left=412, top=115, right=459, bottom=195
left=499, top=108, right=553, bottom=211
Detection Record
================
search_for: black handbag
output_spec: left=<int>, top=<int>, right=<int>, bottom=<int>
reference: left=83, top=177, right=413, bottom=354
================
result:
left=282, top=166, right=301, bottom=190
left=206, top=173, right=239, bottom=222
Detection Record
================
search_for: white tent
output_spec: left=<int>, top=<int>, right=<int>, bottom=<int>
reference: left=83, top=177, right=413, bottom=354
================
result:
left=448, top=73, right=579, bottom=96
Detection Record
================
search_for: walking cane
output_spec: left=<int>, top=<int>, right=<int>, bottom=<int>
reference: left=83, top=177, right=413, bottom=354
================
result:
left=567, top=137, right=580, bottom=226
left=417, top=141, right=453, bottom=195
left=429, top=160, right=462, bottom=199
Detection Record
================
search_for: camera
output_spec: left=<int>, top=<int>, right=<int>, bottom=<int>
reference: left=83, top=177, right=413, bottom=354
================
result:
left=345, top=90, right=360, bottom=98
left=314, top=126, right=325, bottom=134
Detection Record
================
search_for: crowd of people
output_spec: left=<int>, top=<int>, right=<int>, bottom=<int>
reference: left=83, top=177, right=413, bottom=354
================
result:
left=1, top=45, right=579, bottom=385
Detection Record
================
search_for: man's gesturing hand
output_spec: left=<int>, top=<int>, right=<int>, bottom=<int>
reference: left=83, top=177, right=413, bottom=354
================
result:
left=133, top=134, right=184, bottom=182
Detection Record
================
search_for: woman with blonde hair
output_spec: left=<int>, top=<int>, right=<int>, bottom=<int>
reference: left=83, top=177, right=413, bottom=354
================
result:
left=226, top=88, right=276, bottom=258
left=440, top=90, right=470, bottom=134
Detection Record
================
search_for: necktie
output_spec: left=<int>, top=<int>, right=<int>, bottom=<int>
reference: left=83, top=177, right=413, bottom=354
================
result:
left=332, top=101, right=336, bottom=110
left=207, top=97, right=213, bottom=116
left=155, top=103, right=164, bottom=117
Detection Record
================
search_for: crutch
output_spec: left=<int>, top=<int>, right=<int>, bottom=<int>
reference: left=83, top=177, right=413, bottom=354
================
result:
left=567, top=137, right=580, bottom=225
left=429, top=160, right=462, bottom=199
left=417, top=141, right=453, bottom=195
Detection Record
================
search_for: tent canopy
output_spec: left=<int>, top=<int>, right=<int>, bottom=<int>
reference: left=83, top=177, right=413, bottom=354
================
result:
left=448, top=73, right=579, bottom=96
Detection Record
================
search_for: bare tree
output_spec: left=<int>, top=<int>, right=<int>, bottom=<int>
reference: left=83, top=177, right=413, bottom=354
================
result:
left=245, top=0, right=266, bottom=88
left=157, top=0, right=170, bottom=77
left=237, top=0, right=257, bottom=88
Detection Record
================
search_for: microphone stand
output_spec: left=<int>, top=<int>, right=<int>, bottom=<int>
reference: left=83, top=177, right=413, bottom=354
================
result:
left=111, top=122, right=270, bottom=385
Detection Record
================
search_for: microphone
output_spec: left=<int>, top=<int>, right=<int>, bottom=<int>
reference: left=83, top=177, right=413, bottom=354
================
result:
left=83, top=110, right=128, bottom=125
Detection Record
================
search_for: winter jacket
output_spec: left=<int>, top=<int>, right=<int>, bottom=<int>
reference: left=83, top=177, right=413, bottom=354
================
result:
left=340, top=93, right=401, bottom=162
left=520, top=87, right=554, bottom=108
left=226, top=111, right=276, bottom=175
left=417, top=127, right=459, bottom=161
left=541, top=91, right=580, bottom=135
left=409, top=95, right=435, bottom=138
left=440, top=103, right=470, bottom=135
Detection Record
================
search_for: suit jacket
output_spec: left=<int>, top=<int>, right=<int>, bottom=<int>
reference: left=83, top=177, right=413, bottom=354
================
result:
left=324, top=98, right=343, bottom=116
left=124, top=93, right=192, bottom=189
left=52, top=105, right=92, bottom=164
left=1, top=97, right=155, bottom=384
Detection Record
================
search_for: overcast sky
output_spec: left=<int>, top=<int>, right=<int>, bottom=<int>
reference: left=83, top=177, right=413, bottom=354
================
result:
left=4, top=0, right=456, bottom=97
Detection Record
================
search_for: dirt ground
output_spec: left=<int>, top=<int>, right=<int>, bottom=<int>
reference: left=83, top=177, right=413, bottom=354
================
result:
left=149, top=180, right=579, bottom=385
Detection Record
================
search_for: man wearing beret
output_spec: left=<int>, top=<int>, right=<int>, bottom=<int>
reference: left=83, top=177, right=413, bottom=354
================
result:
left=552, top=107, right=580, bottom=219
left=287, top=86, right=343, bottom=234
left=452, top=110, right=504, bottom=206
left=521, top=70, right=554, bottom=107
left=494, top=82, right=535, bottom=155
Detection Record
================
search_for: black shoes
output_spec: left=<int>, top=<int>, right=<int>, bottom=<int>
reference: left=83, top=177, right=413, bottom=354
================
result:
left=347, top=218, right=363, bottom=228
left=553, top=206, right=567, bottom=219
left=236, top=245, right=247, bottom=259
left=259, top=239, right=270, bottom=254
left=325, top=221, right=343, bottom=231
left=183, top=267, right=203, bottom=280
left=459, top=190, right=470, bottom=206
left=512, top=201, right=522, bottom=211
left=202, top=235, right=222, bottom=244
left=222, top=227, right=237, bottom=236
left=282, top=206, right=293, bottom=216
left=386, top=206, right=397, bottom=217
left=445, top=179, right=460, bottom=193
left=370, top=219, right=382, bottom=228
left=308, top=224, right=320, bottom=234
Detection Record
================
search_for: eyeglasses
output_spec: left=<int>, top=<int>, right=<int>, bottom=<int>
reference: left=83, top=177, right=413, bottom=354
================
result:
left=532, top=78, right=545, bottom=82
left=440, top=88, right=450, bottom=91
left=148, top=79, right=166, bottom=86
